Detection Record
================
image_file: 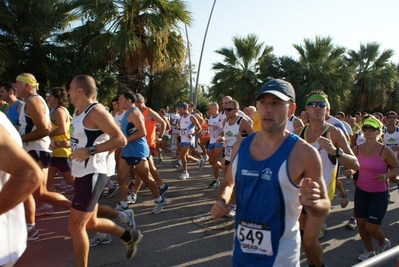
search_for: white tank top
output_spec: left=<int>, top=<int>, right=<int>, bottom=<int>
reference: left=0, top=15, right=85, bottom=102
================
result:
left=383, top=126, right=399, bottom=157
left=208, top=113, right=223, bottom=143
left=114, top=111, right=125, bottom=128
left=179, top=113, right=195, bottom=143
left=223, top=116, right=243, bottom=161
left=0, top=112, right=27, bottom=265
left=285, top=115, right=296, bottom=132
left=18, top=94, right=51, bottom=152
left=70, top=103, right=110, bottom=177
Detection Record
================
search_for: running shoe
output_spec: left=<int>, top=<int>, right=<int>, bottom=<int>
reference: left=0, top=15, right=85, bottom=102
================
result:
left=225, top=205, right=236, bottom=218
left=358, top=250, right=375, bottom=261
left=178, top=172, right=189, bottom=180
left=209, top=180, right=220, bottom=188
left=35, top=203, right=54, bottom=216
left=127, top=194, right=137, bottom=204
left=27, top=225, right=40, bottom=241
left=104, top=185, right=119, bottom=199
left=159, top=184, right=169, bottom=197
left=123, top=230, right=143, bottom=260
left=152, top=197, right=167, bottom=214
left=346, top=217, right=357, bottom=229
left=115, top=202, right=129, bottom=211
left=120, top=209, right=136, bottom=230
left=89, top=232, right=112, bottom=247
left=377, top=238, right=391, bottom=254
left=197, top=158, right=205, bottom=171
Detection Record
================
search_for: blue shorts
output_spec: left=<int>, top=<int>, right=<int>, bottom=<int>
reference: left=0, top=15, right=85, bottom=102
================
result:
left=181, top=141, right=195, bottom=148
left=354, top=186, right=388, bottom=225
left=72, top=173, right=107, bottom=212
left=122, top=156, right=148, bottom=166
left=208, top=142, right=224, bottom=150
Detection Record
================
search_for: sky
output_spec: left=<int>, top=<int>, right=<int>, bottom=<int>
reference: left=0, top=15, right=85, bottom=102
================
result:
left=185, top=0, right=399, bottom=86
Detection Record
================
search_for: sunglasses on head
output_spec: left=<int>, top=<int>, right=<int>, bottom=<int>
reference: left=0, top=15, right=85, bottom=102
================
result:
left=307, top=101, right=328, bottom=108
left=361, top=126, right=378, bottom=132
left=46, top=93, right=51, bottom=97
left=224, top=108, right=234, bottom=112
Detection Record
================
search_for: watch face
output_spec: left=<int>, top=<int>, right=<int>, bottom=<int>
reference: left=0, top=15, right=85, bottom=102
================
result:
left=337, top=148, right=343, bottom=157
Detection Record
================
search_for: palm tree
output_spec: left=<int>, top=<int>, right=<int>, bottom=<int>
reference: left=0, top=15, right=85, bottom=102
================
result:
left=347, top=43, right=397, bottom=112
left=293, top=36, right=353, bottom=111
left=210, top=34, right=274, bottom=107
left=70, top=0, right=192, bottom=92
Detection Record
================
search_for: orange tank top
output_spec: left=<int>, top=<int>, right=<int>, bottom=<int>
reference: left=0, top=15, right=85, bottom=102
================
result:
left=142, top=107, right=156, bottom=148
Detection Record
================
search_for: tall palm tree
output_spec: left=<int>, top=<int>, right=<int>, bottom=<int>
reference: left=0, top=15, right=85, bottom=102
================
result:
left=70, top=0, right=192, bottom=92
left=210, top=34, right=274, bottom=107
left=293, top=36, right=353, bottom=111
left=347, top=43, right=397, bottom=112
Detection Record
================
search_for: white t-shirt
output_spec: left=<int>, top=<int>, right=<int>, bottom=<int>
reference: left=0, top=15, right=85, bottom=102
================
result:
left=0, top=112, right=27, bottom=266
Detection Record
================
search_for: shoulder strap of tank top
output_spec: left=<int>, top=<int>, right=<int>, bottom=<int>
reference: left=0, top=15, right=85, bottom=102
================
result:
left=84, top=103, right=98, bottom=114
left=299, top=124, right=308, bottom=139
left=237, top=116, right=243, bottom=125
left=379, top=145, right=385, bottom=156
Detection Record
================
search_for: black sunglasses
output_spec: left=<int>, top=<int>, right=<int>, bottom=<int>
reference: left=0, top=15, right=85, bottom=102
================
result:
left=224, top=108, right=234, bottom=112
left=361, top=126, right=378, bottom=132
left=307, top=101, right=328, bottom=108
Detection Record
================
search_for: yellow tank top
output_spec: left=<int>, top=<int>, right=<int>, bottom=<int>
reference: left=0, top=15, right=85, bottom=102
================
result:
left=51, top=106, right=71, bottom=157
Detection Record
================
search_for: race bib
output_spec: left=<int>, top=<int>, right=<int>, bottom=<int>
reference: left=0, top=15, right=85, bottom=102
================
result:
left=237, top=220, right=272, bottom=256
left=180, top=129, right=188, bottom=136
left=225, top=146, right=233, bottom=157
left=70, top=137, right=79, bottom=152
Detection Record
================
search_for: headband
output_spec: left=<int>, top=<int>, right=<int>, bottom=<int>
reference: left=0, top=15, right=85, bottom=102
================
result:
left=306, top=94, right=329, bottom=106
left=16, top=75, right=39, bottom=88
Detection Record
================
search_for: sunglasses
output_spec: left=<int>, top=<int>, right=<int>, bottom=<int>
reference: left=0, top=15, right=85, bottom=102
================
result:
left=361, top=126, right=378, bottom=132
left=307, top=101, right=328, bottom=108
left=224, top=108, right=234, bottom=112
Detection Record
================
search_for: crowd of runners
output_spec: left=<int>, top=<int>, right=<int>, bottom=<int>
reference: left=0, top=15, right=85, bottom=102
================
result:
left=1, top=74, right=398, bottom=267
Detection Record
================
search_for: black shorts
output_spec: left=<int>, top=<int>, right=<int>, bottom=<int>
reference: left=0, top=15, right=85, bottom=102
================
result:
left=28, top=150, right=52, bottom=168
left=225, top=160, right=231, bottom=166
left=50, top=157, right=71, bottom=172
left=354, top=186, right=388, bottom=225
left=72, top=173, right=107, bottom=212
left=122, top=156, right=147, bottom=166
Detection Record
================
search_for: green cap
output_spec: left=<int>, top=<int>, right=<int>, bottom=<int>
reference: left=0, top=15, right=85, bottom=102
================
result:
left=362, top=118, right=381, bottom=129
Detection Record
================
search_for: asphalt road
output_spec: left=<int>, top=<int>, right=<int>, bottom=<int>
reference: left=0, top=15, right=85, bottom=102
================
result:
left=15, top=158, right=399, bottom=267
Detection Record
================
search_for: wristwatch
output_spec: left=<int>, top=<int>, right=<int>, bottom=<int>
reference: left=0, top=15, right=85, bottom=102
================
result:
left=88, top=146, right=97, bottom=156
left=335, top=147, right=343, bottom=158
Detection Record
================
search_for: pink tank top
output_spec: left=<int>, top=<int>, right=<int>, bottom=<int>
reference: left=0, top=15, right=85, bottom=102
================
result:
left=357, top=146, right=388, bottom=192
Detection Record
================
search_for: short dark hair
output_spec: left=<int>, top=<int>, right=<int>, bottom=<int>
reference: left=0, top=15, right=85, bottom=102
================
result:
left=120, top=91, right=136, bottom=102
left=0, top=83, right=15, bottom=93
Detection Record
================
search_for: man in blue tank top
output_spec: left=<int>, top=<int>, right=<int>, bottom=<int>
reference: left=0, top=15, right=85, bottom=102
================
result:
left=0, top=83, right=23, bottom=127
left=211, top=79, right=331, bottom=267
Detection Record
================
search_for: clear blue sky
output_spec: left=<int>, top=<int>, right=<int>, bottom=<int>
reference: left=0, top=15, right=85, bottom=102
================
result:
left=185, top=0, right=399, bottom=86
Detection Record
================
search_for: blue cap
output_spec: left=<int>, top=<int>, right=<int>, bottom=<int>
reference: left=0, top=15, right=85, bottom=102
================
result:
left=256, top=79, right=295, bottom=102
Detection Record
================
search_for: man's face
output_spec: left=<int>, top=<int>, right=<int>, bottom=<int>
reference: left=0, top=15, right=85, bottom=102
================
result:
left=306, top=100, right=327, bottom=121
left=13, top=81, right=26, bottom=99
left=178, top=107, right=186, bottom=116
left=112, top=101, right=119, bottom=111
left=224, top=103, right=238, bottom=119
left=118, top=95, right=130, bottom=110
left=256, top=94, right=294, bottom=132
left=208, top=104, right=216, bottom=115
left=0, top=87, right=9, bottom=101
left=222, top=97, right=231, bottom=109
left=386, top=114, right=397, bottom=126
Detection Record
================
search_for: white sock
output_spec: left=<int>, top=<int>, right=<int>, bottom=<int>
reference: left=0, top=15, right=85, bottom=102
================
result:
left=155, top=196, right=162, bottom=202
left=120, top=201, right=128, bottom=208
left=106, top=179, right=114, bottom=189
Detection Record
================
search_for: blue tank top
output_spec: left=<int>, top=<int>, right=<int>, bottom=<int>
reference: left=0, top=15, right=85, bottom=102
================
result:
left=231, top=132, right=301, bottom=267
left=6, top=100, right=22, bottom=127
left=120, top=107, right=149, bottom=158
